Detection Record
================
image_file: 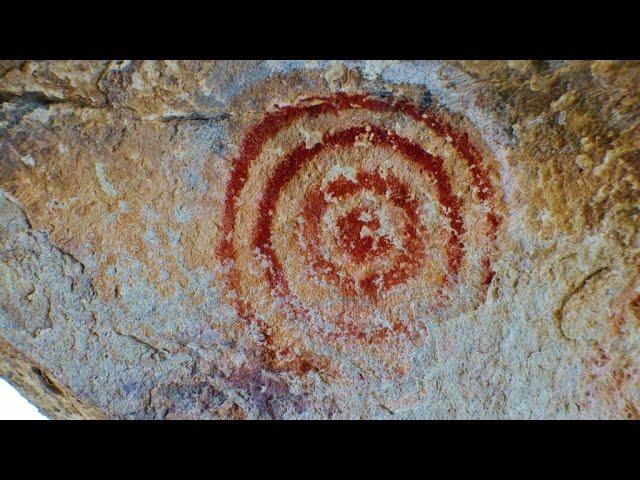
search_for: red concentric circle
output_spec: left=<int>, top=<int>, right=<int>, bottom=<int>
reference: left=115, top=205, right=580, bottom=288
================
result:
left=218, top=92, right=501, bottom=374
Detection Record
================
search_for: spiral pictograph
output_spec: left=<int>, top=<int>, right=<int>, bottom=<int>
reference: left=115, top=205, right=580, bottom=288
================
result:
left=219, top=93, right=501, bottom=376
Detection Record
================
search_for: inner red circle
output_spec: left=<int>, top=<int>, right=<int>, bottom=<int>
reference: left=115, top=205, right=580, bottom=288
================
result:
left=300, top=169, right=426, bottom=300
left=337, top=207, right=391, bottom=263
left=254, top=125, right=464, bottom=305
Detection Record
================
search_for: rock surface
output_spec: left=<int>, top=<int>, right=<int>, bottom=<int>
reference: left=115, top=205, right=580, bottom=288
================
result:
left=0, top=60, right=639, bottom=419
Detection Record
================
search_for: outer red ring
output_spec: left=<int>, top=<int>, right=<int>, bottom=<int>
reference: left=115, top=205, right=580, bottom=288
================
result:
left=219, top=93, right=500, bottom=346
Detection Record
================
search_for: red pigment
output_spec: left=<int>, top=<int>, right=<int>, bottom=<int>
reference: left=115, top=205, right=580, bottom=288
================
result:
left=300, top=169, right=426, bottom=301
left=254, top=126, right=463, bottom=304
left=218, top=92, right=501, bottom=352
left=337, top=208, right=391, bottom=263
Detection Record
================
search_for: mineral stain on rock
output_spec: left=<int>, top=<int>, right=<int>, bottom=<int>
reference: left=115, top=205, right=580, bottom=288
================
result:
left=0, top=60, right=639, bottom=419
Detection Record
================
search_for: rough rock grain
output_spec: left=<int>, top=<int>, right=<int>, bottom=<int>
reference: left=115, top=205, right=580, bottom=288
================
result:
left=0, top=60, right=639, bottom=419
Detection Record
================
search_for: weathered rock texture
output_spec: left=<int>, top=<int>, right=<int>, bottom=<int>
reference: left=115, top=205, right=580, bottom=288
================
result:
left=0, top=60, right=639, bottom=419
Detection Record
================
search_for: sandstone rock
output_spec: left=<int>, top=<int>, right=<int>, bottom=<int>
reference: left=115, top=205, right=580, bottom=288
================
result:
left=0, top=60, right=638, bottom=419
